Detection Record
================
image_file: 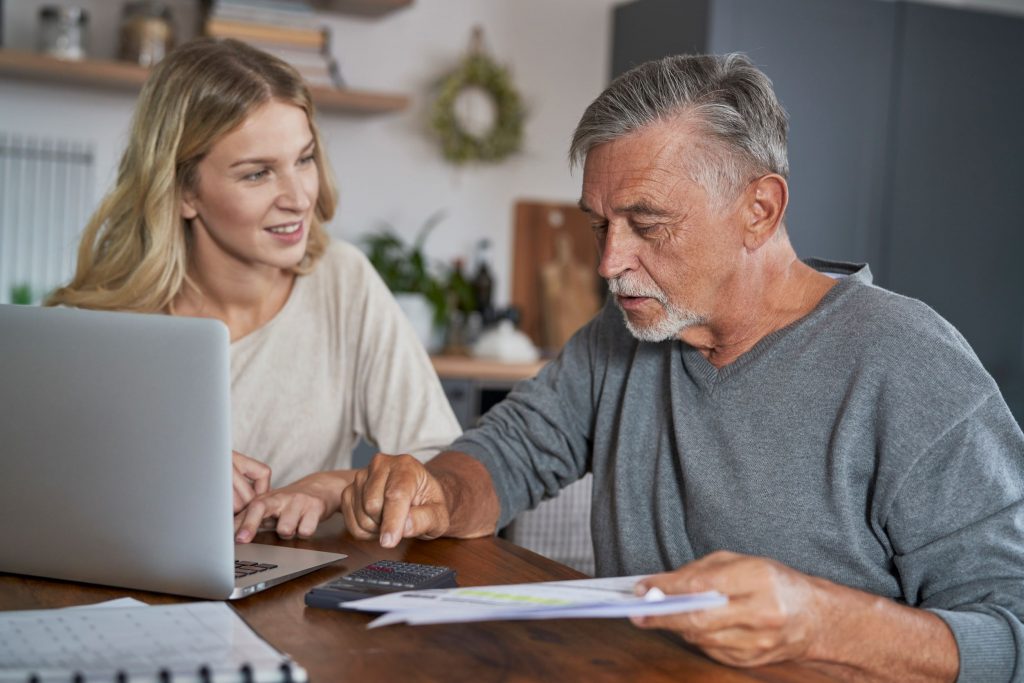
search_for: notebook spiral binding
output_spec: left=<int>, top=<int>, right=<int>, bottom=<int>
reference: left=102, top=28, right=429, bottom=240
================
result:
left=19, top=662, right=306, bottom=683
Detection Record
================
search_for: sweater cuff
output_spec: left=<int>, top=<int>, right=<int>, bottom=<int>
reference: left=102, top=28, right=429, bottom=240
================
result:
left=448, top=436, right=516, bottom=530
left=928, top=608, right=1017, bottom=683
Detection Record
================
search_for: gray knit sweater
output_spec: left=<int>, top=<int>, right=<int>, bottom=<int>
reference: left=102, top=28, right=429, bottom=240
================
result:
left=452, top=260, right=1024, bottom=682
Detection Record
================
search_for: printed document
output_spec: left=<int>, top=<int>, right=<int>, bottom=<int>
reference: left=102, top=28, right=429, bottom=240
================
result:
left=342, top=575, right=727, bottom=628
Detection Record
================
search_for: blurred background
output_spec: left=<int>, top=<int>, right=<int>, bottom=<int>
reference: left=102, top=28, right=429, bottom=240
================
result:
left=1, top=0, right=1022, bottom=425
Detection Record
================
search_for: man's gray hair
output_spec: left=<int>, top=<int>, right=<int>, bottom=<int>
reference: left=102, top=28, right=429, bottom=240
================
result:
left=570, top=53, right=789, bottom=205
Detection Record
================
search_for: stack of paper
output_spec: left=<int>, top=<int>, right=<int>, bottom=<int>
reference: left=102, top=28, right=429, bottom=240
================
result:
left=343, top=575, right=727, bottom=628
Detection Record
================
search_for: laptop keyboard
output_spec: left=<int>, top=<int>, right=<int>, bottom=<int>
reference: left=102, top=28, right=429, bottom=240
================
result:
left=235, top=560, right=278, bottom=579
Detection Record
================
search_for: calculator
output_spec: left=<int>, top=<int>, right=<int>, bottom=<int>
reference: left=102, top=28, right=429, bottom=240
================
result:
left=304, top=560, right=458, bottom=608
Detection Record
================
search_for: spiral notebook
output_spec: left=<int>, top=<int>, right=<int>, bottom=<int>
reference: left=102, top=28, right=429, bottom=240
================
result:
left=0, top=601, right=306, bottom=682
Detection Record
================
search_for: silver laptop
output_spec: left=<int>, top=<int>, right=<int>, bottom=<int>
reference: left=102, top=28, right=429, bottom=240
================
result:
left=0, top=304, right=345, bottom=599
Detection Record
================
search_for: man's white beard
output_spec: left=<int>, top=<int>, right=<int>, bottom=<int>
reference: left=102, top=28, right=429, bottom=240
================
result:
left=607, top=274, right=706, bottom=342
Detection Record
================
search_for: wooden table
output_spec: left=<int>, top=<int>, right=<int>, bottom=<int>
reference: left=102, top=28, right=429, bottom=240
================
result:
left=0, top=519, right=832, bottom=683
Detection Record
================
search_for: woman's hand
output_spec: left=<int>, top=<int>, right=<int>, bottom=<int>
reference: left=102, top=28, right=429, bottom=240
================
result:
left=232, top=451, right=271, bottom=514
left=234, top=470, right=355, bottom=543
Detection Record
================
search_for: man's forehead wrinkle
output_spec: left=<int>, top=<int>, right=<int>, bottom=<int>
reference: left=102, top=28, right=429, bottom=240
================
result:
left=607, top=164, right=680, bottom=212
left=581, top=122, right=697, bottom=219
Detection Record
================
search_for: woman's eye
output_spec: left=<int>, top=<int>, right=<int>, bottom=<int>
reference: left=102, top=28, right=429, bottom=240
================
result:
left=243, top=168, right=269, bottom=181
left=298, top=154, right=315, bottom=166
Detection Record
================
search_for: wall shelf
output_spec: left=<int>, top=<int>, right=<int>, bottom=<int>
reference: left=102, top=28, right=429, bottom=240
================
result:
left=0, top=49, right=410, bottom=116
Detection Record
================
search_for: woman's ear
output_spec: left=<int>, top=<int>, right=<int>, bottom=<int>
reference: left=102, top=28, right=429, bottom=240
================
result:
left=180, top=193, right=198, bottom=221
left=742, top=174, right=788, bottom=251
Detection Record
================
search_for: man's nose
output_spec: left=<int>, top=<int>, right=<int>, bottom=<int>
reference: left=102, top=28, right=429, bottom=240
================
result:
left=597, top=225, right=638, bottom=280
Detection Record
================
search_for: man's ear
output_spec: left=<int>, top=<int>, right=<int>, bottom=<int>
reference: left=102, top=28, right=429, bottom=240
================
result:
left=742, top=174, right=788, bottom=251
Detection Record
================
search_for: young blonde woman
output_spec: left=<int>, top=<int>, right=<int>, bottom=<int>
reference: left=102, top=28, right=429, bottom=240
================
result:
left=48, top=38, right=461, bottom=543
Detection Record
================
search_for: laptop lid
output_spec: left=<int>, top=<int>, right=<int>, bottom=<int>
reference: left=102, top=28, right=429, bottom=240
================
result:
left=0, top=304, right=343, bottom=599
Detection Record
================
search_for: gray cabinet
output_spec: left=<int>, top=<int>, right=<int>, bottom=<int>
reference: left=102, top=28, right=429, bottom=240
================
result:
left=612, top=0, right=1024, bottom=421
left=614, top=0, right=898, bottom=266
left=884, top=3, right=1024, bottom=414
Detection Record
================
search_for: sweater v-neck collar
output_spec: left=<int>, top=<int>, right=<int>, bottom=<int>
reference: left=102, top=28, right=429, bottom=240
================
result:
left=678, top=259, right=872, bottom=391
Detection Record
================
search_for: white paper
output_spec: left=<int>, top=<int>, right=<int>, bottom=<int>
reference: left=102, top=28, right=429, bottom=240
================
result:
left=341, top=575, right=727, bottom=628
left=0, top=602, right=306, bottom=682
left=62, top=597, right=149, bottom=610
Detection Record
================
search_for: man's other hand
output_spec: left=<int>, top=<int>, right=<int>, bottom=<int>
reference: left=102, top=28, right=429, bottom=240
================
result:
left=340, top=453, right=451, bottom=548
left=231, top=451, right=271, bottom=514
left=632, top=551, right=824, bottom=668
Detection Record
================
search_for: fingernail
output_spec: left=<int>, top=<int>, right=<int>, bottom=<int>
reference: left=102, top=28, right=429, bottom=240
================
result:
left=634, top=584, right=647, bottom=596
left=404, top=517, right=413, bottom=535
left=381, top=533, right=394, bottom=547
left=643, top=587, right=666, bottom=601
left=236, top=530, right=250, bottom=542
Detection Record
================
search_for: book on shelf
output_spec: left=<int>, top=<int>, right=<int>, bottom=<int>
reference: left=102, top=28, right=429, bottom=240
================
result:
left=211, top=0, right=315, bottom=10
left=243, top=41, right=329, bottom=68
left=292, top=60, right=345, bottom=88
left=202, top=0, right=344, bottom=88
left=0, top=601, right=306, bottom=683
left=204, top=17, right=327, bottom=50
left=213, top=37, right=345, bottom=88
left=208, top=2, right=319, bottom=30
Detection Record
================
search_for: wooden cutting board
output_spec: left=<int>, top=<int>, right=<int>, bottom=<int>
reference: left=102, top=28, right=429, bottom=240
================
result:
left=511, top=200, right=605, bottom=351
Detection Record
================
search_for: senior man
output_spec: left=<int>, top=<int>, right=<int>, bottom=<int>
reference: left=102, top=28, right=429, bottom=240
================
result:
left=342, top=54, right=1024, bottom=681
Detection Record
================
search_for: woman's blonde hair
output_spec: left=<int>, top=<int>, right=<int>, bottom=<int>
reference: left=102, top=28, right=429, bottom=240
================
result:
left=47, top=38, right=337, bottom=312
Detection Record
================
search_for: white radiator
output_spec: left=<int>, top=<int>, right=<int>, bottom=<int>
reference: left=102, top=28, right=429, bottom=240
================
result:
left=0, top=133, right=95, bottom=304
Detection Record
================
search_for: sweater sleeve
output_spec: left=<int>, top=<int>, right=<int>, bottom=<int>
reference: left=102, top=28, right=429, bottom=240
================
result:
left=451, top=307, right=609, bottom=530
left=886, top=391, right=1024, bottom=683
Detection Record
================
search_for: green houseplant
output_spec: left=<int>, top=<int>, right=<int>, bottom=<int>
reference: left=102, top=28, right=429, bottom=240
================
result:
left=10, top=283, right=34, bottom=305
left=362, top=210, right=449, bottom=328
left=363, top=210, right=483, bottom=354
left=362, top=210, right=479, bottom=353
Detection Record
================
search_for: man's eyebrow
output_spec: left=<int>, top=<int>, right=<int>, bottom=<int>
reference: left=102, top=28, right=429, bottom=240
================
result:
left=617, top=201, right=672, bottom=217
left=229, top=139, right=315, bottom=168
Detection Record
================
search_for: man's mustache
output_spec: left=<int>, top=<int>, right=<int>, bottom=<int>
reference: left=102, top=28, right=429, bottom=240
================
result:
left=606, top=276, right=668, bottom=304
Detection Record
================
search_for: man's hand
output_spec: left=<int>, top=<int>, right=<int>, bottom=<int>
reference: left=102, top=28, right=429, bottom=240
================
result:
left=231, top=451, right=270, bottom=514
left=340, top=453, right=451, bottom=548
left=632, top=550, right=827, bottom=668
left=632, top=551, right=959, bottom=682
left=234, top=470, right=353, bottom=543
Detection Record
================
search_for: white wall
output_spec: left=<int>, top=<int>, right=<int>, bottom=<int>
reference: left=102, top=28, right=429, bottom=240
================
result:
left=0, top=0, right=619, bottom=306
left=6, top=0, right=1020, bottom=303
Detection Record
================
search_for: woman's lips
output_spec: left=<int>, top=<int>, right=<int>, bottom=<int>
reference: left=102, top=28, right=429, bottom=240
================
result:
left=264, top=221, right=305, bottom=244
